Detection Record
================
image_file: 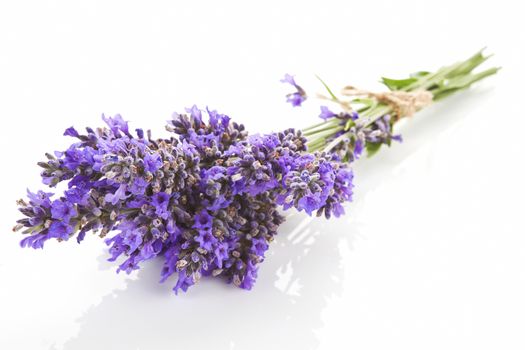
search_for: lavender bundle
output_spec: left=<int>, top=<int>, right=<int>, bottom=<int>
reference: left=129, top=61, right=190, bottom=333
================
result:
left=13, top=51, right=497, bottom=293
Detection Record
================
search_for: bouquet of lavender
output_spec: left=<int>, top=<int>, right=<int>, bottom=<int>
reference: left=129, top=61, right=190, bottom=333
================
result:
left=12, top=50, right=498, bottom=294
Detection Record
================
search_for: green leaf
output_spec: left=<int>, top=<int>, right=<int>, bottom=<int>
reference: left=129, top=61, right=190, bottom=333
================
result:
left=366, top=142, right=382, bottom=158
left=381, top=77, right=417, bottom=91
left=410, top=71, right=430, bottom=78
left=315, top=75, right=338, bottom=101
left=433, top=67, right=500, bottom=100
left=446, top=49, right=490, bottom=78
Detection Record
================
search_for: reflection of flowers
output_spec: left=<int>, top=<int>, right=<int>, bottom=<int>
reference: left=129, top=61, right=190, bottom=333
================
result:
left=58, top=214, right=349, bottom=350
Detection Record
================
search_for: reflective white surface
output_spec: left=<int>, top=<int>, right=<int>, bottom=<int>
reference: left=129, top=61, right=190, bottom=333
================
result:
left=1, top=1, right=524, bottom=349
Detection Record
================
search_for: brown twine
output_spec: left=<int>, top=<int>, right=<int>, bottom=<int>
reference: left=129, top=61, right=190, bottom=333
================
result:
left=341, top=86, right=433, bottom=119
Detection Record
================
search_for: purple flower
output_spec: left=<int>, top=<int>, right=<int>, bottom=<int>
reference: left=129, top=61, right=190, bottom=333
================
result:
left=122, top=229, right=143, bottom=253
left=354, top=138, right=364, bottom=158
left=194, top=228, right=216, bottom=251
left=26, top=189, right=53, bottom=207
left=173, top=269, right=195, bottom=294
left=104, top=184, right=128, bottom=205
left=151, top=192, right=171, bottom=220
left=144, top=152, right=162, bottom=173
left=319, top=106, right=336, bottom=120
left=102, top=114, right=130, bottom=136
left=64, top=187, right=90, bottom=205
left=129, top=177, right=149, bottom=195
left=193, top=210, right=213, bottom=230
left=61, top=144, right=95, bottom=171
left=50, top=199, right=77, bottom=220
left=298, top=196, right=321, bottom=215
left=140, top=240, right=162, bottom=260
left=239, top=261, right=258, bottom=290
left=48, top=221, right=73, bottom=239
left=20, top=234, right=48, bottom=249
left=286, top=93, right=306, bottom=107
left=135, top=128, right=145, bottom=138
left=319, top=111, right=402, bottom=162
left=214, top=242, right=229, bottom=268
left=63, top=127, right=80, bottom=138
left=281, top=73, right=307, bottom=107
left=392, top=134, right=403, bottom=142
left=251, top=236, right=269, bottom=256
left=280, top=73, right=297, bottom=86
left=207, top=107, right=230, bottom=129
left=185, top=105, right=203, bottom=125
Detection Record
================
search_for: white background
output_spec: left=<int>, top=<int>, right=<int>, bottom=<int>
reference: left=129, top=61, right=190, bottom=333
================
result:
left=0, top=1, right=524, bottom=349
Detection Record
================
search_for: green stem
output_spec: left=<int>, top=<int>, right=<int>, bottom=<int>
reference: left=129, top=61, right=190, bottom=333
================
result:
left=323, top=132, right=349, bottom=153
left=306, top=126, right=344, bottom=143
left=302, top=119, right=334, bottom=132
left=301, top=49, right=498, bottom=155
left=303, top=120, right=340, bottom=136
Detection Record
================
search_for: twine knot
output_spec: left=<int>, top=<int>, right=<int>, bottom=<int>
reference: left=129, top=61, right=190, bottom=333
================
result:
left=341, top=86, right=433, bottom=119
